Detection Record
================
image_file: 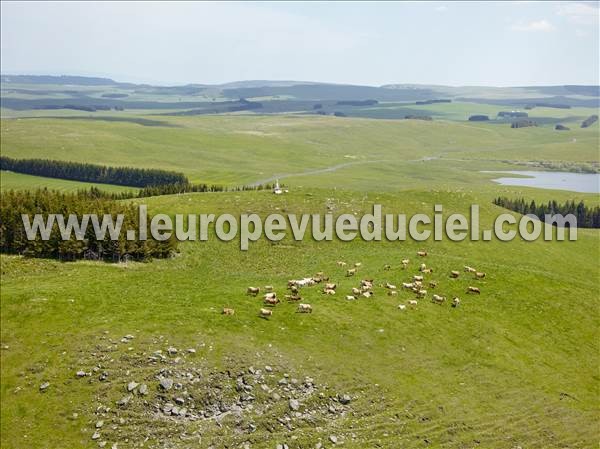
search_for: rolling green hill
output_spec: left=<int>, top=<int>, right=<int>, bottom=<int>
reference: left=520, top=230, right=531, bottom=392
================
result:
left=1, top=187, right=598, bottom=448
left=0, top=83, right=599, bottom=448
left=1, top=113, right=598, bottom=188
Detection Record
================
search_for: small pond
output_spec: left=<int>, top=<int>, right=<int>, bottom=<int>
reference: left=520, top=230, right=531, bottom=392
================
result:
left=485, top=171, right=599, bottom=194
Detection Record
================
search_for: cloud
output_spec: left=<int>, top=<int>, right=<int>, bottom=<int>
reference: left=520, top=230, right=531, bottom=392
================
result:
left=556, top=2, right=599, bottom=26
left=512, top=19, right=556, bottom=32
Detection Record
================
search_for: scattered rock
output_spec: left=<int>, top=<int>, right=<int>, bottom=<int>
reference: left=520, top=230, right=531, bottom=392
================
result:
left=39, top=382, right=50, bottom=392
left=339, top=394, right=352, bottom=405
left=138, top=383, right=148, bottom=395
left=289, top=399, right=300, bottom=411
left=116, top=395, right=132, bottom=407
left=127, top=381, right=138, bottom=392
left=91, top=431, right=101, bottom=440
left=95, top=420, right=104, bottom=428
left=159, top=378, right=173, bottom=390
left=76, top=370, right=86, bottom=377
left=329, top=435, right=338, bottom=444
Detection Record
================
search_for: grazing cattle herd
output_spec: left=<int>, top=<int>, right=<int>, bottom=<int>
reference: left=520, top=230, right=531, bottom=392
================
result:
left=223, top=250, right=487, bottom=319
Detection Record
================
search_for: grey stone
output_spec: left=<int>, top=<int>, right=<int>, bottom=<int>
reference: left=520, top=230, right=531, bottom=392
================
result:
left=159, top=378, right=173, bottom=390
left=339, top=394, right=352, bottom=405
left=39, top=382, right=50, bottom=392
left=138, top=383, right=148, bottom=395
left=116, top=395, right=132, bottom=407
left=289, top=399, right=300, bottom=411
left=127, top=381, right=138, bottom=392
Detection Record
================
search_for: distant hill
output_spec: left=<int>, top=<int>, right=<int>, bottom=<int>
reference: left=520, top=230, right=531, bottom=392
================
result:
left=221, top=84, right=437, bottom=101
left=521, top=85, right=600, bottom=97
left=1, top=74, right=119, bottom=85
left=1, top=74, right=599, bottom=112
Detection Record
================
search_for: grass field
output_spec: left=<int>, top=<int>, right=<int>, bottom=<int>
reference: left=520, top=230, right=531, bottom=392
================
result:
left=1, top=110, right=598, bottom=187
left=0, top=170, right=138, bottom=193
left=0, top=106, right=599, bottom=449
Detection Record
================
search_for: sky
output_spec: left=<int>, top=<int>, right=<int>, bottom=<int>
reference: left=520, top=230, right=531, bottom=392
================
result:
left=1, top=1, right=599, bottom=87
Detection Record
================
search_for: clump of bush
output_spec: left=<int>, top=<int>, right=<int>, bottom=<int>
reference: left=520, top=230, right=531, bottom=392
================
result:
left=581, top=115, right=598, bottom=128
left=468, top=115, right=489, bottom=121
left=511, top=120, right=537, bottom=128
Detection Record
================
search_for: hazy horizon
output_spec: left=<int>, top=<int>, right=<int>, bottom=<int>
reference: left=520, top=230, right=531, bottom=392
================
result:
left=1, top=1, right=599, bottom=87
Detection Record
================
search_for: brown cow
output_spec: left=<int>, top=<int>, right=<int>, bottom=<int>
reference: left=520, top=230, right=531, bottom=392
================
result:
left=297, top=303, right=313, bottom=313
left=259, top=308, right=273, bottom=318
left=450, top=271, right=460, bottom=278
left=247, top=287, right=260, bottom=296
left=467, top=286, right=481, bottom=294
left=431, top=294, right=446, bottom=304
left=264, top=296, right=280, bottom=305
